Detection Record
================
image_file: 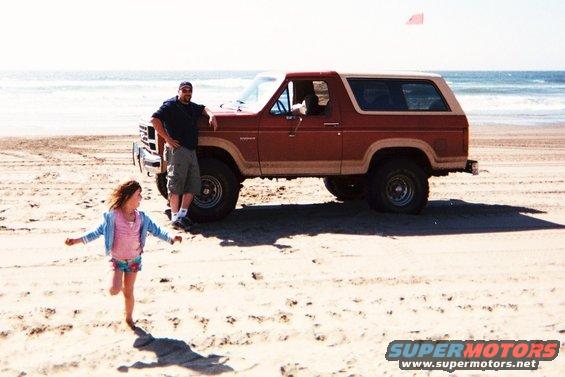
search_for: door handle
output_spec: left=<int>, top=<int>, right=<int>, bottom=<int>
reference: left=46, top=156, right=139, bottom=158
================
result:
left=323, top=122, right=340, bottom=127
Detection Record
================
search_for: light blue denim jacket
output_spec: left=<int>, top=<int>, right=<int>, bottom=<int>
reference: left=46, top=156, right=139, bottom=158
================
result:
left=80, top=210, right=172, bottom=255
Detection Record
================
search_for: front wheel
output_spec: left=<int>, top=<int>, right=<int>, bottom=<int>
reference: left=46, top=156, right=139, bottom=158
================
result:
left=154, top=159, right=240, bottom=222
left=367, top=159, right=429, bottom=214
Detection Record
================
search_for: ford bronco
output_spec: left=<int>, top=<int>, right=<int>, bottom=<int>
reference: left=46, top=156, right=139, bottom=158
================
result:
left=133, top=71, right=478, bottom=222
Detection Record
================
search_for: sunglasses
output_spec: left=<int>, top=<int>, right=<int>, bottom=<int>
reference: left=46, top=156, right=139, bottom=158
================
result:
left=180, top=88, right=192, bottom=93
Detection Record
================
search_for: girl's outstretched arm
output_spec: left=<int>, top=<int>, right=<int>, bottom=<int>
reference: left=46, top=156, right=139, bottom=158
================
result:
left=65, top=238, right=83, bottom=246
left=76, top=213, right=107, bottom=244
left=144, top=214, right=174, bottom=243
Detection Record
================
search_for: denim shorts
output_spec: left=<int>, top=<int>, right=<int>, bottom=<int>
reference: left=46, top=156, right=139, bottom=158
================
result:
left=111, top=255, right=142, bottom=273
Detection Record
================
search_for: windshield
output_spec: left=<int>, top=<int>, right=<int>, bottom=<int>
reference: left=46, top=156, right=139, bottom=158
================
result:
left=230, top=75, right=283, bottom=112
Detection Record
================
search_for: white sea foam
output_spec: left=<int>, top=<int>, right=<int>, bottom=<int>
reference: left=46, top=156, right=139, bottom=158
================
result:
left=459, top=94, right=565, bottom=113
left=0, top=71, right=563, bottom=134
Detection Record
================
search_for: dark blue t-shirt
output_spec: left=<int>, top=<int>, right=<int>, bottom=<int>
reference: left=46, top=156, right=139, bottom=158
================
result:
left=152, top=97, right=205, bottom=150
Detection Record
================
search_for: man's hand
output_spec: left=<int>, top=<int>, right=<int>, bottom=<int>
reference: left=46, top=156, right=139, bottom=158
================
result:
left=166, top=137, right=181, bottom=149
left=209, top=114, right=218, bottom=131
left=151, top=117, right=180, bottom=149
left=171, top=235, right=183, bottom=244
left=203, top=107, right=218, bottom=131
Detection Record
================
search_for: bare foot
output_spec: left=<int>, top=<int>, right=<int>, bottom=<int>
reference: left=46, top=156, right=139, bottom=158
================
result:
left=125, top=318, right=136, bottom=329
left=109, top=287, right=121, bottom=295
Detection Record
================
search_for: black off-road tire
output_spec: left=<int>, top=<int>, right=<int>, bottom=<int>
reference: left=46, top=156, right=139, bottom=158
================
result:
left=154, top=160, right=239, bottom=222
left=190, top=159, right=239, bottom=222
left=367, top=159, right=429, bottom=214
left=323, top=176, right=365, bottom=201
left=156, top=172, right=168, bottom=200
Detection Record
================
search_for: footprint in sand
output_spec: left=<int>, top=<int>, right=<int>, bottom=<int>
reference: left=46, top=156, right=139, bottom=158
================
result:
left=285, top=299, right=297, bottom=307
left=40, top=307, right=56, bottom=319
left=248, top=315, right=265, bottom=323
left=315, top=334, right=327, bottom=341
left=56, top=324, right=73, bottom=335
left=251, top=272, right=263, bottom=280
left=226, top=316, right=236, bottom=325
left=278, top=313, right=291, bottom=323
left=27, top=325, right=48, bottom=336
left=168, top=317, right=181, bottom=329
left=194, top=315, right=209, bottom=329
left=280, top=363, right=307, bottom=377
left=189, top=283, right=204, bottom=292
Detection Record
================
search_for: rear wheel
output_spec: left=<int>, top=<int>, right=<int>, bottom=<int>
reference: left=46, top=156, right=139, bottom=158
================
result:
left=323, top=176, right=365, bottom=201
left=154, top=159, right=240, bottom=222
left=367, top=159, right=428, bottom=214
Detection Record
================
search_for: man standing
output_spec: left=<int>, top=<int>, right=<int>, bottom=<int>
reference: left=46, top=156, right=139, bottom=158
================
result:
left=150, top=81, right=218, bottom=231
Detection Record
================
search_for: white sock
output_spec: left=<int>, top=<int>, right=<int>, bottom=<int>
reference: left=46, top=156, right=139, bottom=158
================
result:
left=171, top=212, right=178, bottom=222
left=178, top=208, right=188, bottom=218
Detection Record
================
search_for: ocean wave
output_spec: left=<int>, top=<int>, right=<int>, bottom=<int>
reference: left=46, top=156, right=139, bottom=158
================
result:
left=459, top=94, right=565, bottom=112
left=0, top=78, right=254, bottom=96
left=192, top=78, right=253, bottom=89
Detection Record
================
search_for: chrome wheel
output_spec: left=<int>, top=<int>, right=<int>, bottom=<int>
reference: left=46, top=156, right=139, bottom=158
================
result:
left=194, top=175, right=223, bottom=209
left=386, top=174, right=414, bottom=207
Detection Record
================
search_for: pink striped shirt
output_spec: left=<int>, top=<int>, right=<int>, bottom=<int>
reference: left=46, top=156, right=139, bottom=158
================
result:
left=111, top=210, right=142, bottom=260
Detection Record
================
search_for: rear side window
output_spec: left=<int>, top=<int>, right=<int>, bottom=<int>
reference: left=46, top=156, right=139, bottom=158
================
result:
left=401, top=82, right=448, bottom=111
left=347, top=78, right=448, bottom=111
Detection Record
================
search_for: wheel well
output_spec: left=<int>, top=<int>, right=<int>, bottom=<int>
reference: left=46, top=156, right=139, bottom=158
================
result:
left=197, top=147, right=242, bottom=181
left=369, top=147, right=431, bottom=174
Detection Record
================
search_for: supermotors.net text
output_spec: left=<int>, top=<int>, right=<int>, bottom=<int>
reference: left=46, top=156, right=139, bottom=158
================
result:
left=400, top=359, right=538, bottom=372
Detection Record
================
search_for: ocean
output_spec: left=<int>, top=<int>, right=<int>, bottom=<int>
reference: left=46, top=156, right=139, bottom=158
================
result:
left=0, top=70, right=563, bottom=136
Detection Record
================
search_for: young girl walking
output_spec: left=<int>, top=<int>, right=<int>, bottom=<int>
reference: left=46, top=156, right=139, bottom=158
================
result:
left=65, top=180, right=182, bottom=328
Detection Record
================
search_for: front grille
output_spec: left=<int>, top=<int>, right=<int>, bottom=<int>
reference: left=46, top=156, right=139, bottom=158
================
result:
left=139, top=123, right=158, bottom=153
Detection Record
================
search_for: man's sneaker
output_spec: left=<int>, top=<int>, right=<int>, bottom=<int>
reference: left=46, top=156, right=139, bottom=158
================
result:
left=179, top=216, right=196, bottom=228
left=172, top=218, right=191, bottom=232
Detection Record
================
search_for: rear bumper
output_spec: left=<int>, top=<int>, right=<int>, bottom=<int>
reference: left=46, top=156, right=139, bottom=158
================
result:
left=132, top=142, right=162, bottom=174
left=465, top=159, right=479, bottom=175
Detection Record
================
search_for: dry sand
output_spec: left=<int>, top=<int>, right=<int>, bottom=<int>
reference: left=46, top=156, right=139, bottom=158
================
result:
left=0, top=125, right=564, bottom=376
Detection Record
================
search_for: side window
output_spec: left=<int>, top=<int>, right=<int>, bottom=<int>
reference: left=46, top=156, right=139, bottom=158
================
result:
left=348, top=79, right=405, bottom=111
left=270, top=80, right=330, bottom=116
left=401, top=82, right=448, bottom=111
left=293, top=80, right=330, bottom=116
left=348, top=78, right=448, bottom=111
left=270, top=81, right=294, bottom=115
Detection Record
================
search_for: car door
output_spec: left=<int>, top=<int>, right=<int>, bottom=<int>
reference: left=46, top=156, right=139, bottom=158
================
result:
left=258, top=77, right=342, bottom=175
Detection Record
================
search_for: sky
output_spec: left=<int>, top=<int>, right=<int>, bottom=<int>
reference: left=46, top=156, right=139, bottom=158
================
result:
left=0, top=0, right=564, bottom=71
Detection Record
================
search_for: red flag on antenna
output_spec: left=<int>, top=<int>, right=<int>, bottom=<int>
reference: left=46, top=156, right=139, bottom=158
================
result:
left=406, top=13, right=424, bottom=25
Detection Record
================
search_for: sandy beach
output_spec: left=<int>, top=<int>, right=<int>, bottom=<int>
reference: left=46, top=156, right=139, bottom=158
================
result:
left=0, top=124, right=564, bottom=376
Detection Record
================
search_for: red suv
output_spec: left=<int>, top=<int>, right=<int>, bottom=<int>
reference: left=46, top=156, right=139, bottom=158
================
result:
left=133, top=71, right=478, bottom=222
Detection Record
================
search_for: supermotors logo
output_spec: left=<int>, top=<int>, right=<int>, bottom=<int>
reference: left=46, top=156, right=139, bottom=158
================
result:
left=385, top=340, right=559, bottom=372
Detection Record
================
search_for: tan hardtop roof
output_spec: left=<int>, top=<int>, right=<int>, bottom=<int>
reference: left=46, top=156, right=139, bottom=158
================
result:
left=338, top=71, right=442, bottom=79
left=258, top=71, right=442, bottom=79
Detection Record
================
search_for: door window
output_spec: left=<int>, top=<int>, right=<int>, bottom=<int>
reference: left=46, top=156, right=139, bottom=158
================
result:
left=270, top=80, right=330, bottom=116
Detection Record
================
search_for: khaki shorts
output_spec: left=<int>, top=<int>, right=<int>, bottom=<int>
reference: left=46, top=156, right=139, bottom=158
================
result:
left=166, top=146, right=201, bottom=195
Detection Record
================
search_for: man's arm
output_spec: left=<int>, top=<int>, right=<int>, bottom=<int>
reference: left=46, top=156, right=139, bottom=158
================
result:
left=202, top=107, right=218, bottom=131
left=150, top=117, right=180, bottom=149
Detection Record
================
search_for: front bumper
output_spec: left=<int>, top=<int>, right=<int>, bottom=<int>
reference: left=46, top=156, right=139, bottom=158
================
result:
left=132, top=142, right=162, bottom=174
left=465, top=160, right=479, bottom=175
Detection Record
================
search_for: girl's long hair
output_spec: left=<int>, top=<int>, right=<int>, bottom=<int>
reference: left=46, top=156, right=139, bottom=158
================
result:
left=108, top=180, right=141, bottom=210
